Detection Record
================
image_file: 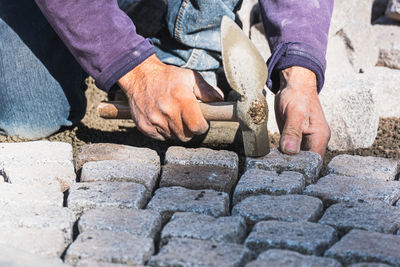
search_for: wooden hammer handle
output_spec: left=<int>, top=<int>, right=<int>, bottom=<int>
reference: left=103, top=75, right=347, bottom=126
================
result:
left=97, top=101, right=238, bottom=122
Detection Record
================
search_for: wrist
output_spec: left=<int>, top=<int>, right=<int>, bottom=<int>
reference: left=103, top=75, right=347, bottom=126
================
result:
left=279, top=66, right=317, bottom=93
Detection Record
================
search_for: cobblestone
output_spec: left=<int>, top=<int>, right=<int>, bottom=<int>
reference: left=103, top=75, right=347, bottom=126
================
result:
left=161, top=212, right=247, bottom=244
left=319, top=202, right=400, bottom=235
left=67, top=182, right=148, bottom=217
left=65, top=230, right=154, bottom=266
left=148, top=238, right=253, bottom=266
left=349, top=264, right=392, bottom=267
left=245, top=148, right=322, bottom=184
left=305, top=174, right=400, bottom=206
left=232, top=194, right=323, bottom=225
left=146, top=186, right=229, bottom=223
left=79, top=207, right=162, bottom=239
left=233, top=169, right=305, bottom=205
left=245, top=220, right=337, bottom=256
left=325, top=229, right=400, bottom=265
left=326, top=154, right=399, bottom=181
left=246, top=249, right=341, bottom=267
left=81, top=160, right=159, bottom=192
left=74, top=143, right=159, bottom=172
left=76, top=261, right=131, bottom=267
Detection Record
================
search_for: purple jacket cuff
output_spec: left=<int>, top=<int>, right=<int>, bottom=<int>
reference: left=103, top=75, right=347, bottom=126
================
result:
left=266, top=42, right=325, bottom=94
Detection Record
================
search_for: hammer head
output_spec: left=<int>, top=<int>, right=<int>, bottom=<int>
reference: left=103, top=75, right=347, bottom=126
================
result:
left=221, top=16, right=270, bottom=157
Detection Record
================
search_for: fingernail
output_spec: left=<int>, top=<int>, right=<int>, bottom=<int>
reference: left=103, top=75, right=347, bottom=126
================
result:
left=283, top=140, right=298, bottom=153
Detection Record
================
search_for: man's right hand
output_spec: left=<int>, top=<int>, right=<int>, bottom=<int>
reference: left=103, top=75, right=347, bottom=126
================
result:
left=117, top=54, right=224, bottom=142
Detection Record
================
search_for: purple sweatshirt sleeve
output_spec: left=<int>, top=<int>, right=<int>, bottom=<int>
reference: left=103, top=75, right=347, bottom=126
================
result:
left=34, top=0, right=155, bottom=91
left=259, top=0, right=333, bottom=93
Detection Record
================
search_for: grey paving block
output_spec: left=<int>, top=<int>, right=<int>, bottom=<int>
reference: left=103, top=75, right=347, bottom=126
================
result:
left=245, top=148, right=322, bottom=184
left=305, top=174, right=400, bottom=206
left=349, top=263, right=392, bottom=267
left=74, top=143, right=159, bottom=172
left=326, top=154, right=399, bottom=181
left=232, top=194, right=323, bottom=225
left=245, top=221, right=337, bottom=256
left=246, top=249, right=341, bottom=267
left=146, top=187, right=230, bottom=224
left=0, top=228, right=66, bottom=257
left=160, top=164, right=238, bottom=194
left=67, top=182, right=148, bottom=217
left=233, top=169, right=305, bottom=205
left=65, top=230, right=154, bottom=266
left=79, top=207, right=162, bottom=239
left=77, top=261, right=130, bottom=267
left=319, top=202, right=400, bottom=235
left=161, top=212, right=247, bottom=244
left=81, top=160, right=159, bottom=192
left=148, top=238, right=253, bottom=267
left=325, top=229, right=400, bottom=266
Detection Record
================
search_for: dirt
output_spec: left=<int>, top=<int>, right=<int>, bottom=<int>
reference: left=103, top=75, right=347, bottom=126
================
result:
left=0, top=78, right=399, bottom=167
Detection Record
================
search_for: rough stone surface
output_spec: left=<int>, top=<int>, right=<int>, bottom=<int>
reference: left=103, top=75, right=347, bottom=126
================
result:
left=325, top=34, right=354, bottom=77
left=350, top=263, right=392, bottom=267
left=233, top=169, right=305, bottom=205
left=386, top=0, right=400, bottom=21
left=147, top=187, right=229, bottom=223
left=79, top=207, right=162, bottom=239
left=245, top=221, right=337, bottom=256
left=81, top=160, right=159, bottom=192
left=232, top=194, right=323, bottom=225
left=148, top=238, right=253, bottom=267
left=68, top=182, right=149, bottom=216
left=65, top=230, right=154, bottom=266
left=245, top=148, right=322, bottom=184
left=0, top=228, right=65, bottom=257
left=161, top=212, right=247, bottom=244
left=76, top=261, right=130, bottom=267
left=319, top=202, right=400, bottom=235
left=74, top=143, right=159, bottom=172
left=374, top=25, right=400, bottom=70
left=305, top=174, right=400, bottom=206
left=246, top=249, right=341, bottom=267
left=160, top=164, right=238, bottom=193
left=325, top=229, right=400, bottom=266
left=326, top=154, right=399, bottom=181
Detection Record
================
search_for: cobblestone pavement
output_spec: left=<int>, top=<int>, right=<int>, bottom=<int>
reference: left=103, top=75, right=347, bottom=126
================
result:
left=1, top=141, right=400, bottom=266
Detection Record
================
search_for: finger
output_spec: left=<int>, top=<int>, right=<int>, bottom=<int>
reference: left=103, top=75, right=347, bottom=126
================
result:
left=301, top=124, right=330, bottom=159
left=167, top=112, right=193, bottom=142
left=181, top=97, right=209, bottom=135
left=279, top=106, right=308, bottom=155
left=147, top=112, right=172, bottom=139
left=136, top=121, right=166, bottom=141
left=192, top=71, right=224, bottom=102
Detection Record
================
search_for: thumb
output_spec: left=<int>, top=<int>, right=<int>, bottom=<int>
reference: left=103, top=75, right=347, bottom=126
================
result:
left=192, top=71, right=224, bottom=102
left=279, top=109, right=307, bottom=155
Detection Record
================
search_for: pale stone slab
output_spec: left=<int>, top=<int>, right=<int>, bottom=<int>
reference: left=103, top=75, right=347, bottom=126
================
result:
left=146, top=187, right=229, bottom=224
left=77, top=261, right=129, bottom=267
left=233, top=169, right=304, bottom=205
left=245, top=221, right=337, bottom=256
left=245, top=149, right=322, bottom=184
left=246, top=249, right=341, bottom=267
left=68, top=182, right=149, bottom=217
left=374, top=25, right=400, bottom=70
left=232, top=194, right=323, bottom=225
left=79, top=207, right=162, bottom=239
left=161, top=212, right=247, bottom=244
left=326, top=154, right=399, bottom=181
left=325, top=229, right=400, bottom=265
left=148, top=238, right=253, bottom=266
left=65, top=230, right=154, bottom=266
left=305, top=174, right=400, bottom=206
left=81, top=160, right=159, bottom=192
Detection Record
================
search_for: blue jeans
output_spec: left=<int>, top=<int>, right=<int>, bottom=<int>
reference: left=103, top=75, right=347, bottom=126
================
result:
left=0, top=0, right=240, bottom=139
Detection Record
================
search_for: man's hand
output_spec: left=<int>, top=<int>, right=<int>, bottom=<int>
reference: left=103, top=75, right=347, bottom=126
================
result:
left=275, top=66, right=330, bottom=158
left=118, top=55, right=223, bottom=142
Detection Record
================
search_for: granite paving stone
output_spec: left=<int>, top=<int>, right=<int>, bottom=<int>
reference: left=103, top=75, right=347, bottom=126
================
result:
left=65, top=230, right=154, bottom=266
left=245, top=220, right=337, bottom=256
left=349, top=263, right=392, bottom=267
left=79, top=207, right=162, bottom=239
left=305, top=174, right=400, bottom=206
left=74, top=143, right=160, bottom=172
left=246, top=249, right=341, bottom=267
left=232, top=194, right=323, bottom=225
left=146, top=186, right=229, bottom=223
left=319, top=202, right=400, bottom=235
left=81, top=160, right=159, bottom=192
left=325, top=229, right=400, bottom=266
left=161, top=212, right=247, bottom=244
left=148, top=238, right=253, bottom=267
left=245, top=148, right=322, bottom=184
left=326, top=154, right=399, bottom=181
left=233, top=169, right=305, bottom=205
left=68, top=182, right=149, bottom=217
left=77, top=261, right=131, bottom=267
